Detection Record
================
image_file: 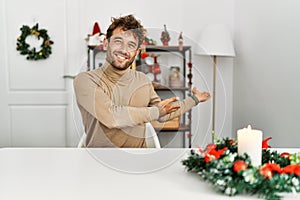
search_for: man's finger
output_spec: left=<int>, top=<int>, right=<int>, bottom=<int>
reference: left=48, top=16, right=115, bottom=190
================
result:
left=192, top=87, right=197, bottom=93
left=168, top=105, right=180, bottom=112
left=171, top=104, right=180, bottom=109
left=162, top=97, right=179, bottom=105
left=170, top=108, right=180, bottom=112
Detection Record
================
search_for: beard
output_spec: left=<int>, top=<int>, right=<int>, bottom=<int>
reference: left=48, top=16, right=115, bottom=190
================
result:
left=106, top=48, right=136, bottom=71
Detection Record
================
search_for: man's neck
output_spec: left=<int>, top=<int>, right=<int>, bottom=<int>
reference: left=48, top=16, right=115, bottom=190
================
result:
left=102, top=61, right=132, bottom=83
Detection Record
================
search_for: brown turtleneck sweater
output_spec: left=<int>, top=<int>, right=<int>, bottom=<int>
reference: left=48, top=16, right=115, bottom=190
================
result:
left=73, top=62, right=196, bottom=148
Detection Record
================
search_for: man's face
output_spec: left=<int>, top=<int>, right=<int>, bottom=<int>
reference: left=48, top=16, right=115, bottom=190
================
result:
left=105, top=27, right=140, bottom=70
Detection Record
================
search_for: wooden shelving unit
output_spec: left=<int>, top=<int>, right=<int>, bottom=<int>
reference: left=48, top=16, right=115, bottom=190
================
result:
left=143, top=45, right=193, bottom=148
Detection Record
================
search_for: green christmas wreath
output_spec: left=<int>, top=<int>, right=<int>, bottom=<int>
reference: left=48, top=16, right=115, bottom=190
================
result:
left=16, top=23, right=54, bottom=60
left=182, top=138, right=300, bottom=200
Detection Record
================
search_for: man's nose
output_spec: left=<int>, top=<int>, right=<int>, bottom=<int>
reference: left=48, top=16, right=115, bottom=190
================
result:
left=120, top=45, right=129, bottom=53
left=119, top=42, right=133, bottom=53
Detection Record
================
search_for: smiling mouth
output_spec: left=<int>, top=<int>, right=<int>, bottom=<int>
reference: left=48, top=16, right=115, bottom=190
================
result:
left=114, top=53, right=128, bottom=61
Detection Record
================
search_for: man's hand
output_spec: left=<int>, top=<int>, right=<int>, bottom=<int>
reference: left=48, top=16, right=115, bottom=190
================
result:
left=192, top=87, right=211, bottom=102
left=157, top=97, right=180, bottom=117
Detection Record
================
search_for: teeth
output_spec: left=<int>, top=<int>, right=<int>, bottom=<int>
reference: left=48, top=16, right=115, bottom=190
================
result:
left=117, top=55, right=125, bottom=60
left=118, top=56, right=125, bottom=60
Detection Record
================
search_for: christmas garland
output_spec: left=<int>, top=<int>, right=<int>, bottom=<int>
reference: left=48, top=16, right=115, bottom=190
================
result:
left=182, top=138, right=300, bottom=200
left=16, top=23, right=54, bottom=60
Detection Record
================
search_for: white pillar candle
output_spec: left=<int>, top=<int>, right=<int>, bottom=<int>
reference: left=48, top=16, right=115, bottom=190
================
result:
left=237, top=125, right=263, bottom=166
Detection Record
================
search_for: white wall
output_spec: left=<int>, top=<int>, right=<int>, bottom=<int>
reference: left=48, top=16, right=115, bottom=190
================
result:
left=233, top=0, right=300, bottom=147
left=0, top=0, right=234, bottom=147
left=181, top=0, right=235, bottom=146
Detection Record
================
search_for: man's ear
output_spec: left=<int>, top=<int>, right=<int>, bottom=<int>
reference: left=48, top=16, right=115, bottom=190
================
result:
left=103, top=38, right=108, bottom=50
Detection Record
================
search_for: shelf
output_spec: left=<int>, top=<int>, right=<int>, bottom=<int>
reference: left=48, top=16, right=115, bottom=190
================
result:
left=87, top=45, right=97, bottom=49
left=145, top=45, right=191, bottom=53
left=154, top=125, right=190, bottom=132
left=155, top=88, right=189, bottom=91
left=152, top=83, right=188, bottom=91
left=154, top=86, right=189, bottom=91
left=87, top=45, right=103, bottom=48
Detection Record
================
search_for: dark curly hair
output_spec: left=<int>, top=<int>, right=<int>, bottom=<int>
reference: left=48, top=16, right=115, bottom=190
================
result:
left=106, top=14, right=146, bottom=47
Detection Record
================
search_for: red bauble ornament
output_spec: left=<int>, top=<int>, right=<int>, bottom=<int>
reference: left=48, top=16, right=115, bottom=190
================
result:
left=233, top=160, right=248, bottom=173
left=260, top=166, right=273, bottom=179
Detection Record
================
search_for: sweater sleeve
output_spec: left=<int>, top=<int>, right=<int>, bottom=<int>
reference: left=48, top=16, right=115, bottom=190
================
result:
left=147, top=82, right=196, bottom=122
left=73, top=72, right=160, bottom=129
left=148, top=83, right=161, bottom=106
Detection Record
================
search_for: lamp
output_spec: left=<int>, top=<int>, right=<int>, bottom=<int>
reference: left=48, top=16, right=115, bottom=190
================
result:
left=196, top=24, right=235, bottom=143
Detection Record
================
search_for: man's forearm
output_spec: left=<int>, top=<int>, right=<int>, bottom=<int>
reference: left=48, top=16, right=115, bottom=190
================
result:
left=157, top=97, right=195, bottom=122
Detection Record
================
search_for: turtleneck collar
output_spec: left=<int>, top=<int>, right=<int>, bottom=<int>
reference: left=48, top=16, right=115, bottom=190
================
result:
left=101, top=61, right=133, bottom=83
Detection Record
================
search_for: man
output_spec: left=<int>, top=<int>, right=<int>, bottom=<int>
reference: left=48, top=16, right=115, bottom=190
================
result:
left=74, top=14, right=211, bottom=148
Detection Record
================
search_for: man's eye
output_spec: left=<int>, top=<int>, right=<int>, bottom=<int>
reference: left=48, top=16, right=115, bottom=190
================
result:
left=114, top=39, right=122, bottom=44
left=129, top=44, right=137, bottom=49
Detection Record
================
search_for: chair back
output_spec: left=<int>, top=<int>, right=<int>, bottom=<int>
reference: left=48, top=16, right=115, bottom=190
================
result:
left=145, top=122, right=161, bottom=148
left=78, top=123, right=161, bottom=148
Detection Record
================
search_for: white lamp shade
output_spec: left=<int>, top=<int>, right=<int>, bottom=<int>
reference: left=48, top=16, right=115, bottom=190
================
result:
left=196, top=24, right=235, bottom=57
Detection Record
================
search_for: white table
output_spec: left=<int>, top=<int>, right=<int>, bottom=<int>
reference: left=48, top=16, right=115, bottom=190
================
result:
left=0, top=148, right=299, bottom=200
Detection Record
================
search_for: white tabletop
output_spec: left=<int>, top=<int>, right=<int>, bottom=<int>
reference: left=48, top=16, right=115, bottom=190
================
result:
left=0, top=148, right=299, bottom=200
